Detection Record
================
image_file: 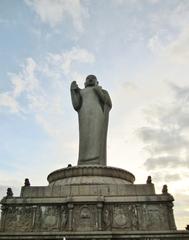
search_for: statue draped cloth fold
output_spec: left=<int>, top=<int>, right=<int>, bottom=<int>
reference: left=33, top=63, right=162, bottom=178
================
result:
left=70, top=76, right=112, bottom=166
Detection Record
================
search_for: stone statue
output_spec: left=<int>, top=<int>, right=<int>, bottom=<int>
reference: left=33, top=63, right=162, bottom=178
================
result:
left=70, top=75, right=112, bottom=165
left=24, top=178, right=30, bottom=187
left=6, top=188, right=13, bottom=198
left=146, top=176, right=152, bottom=184
left=162, top=185, right=168, bottom=194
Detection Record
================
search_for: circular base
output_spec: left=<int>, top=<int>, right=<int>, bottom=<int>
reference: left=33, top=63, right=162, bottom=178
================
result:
left=47, top=165, right=135, bottom=186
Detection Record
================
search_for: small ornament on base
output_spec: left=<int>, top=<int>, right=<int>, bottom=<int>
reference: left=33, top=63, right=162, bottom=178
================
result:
left=24, top=178, right=31, bottom=187
left=6, top=188, right=13, bottom=198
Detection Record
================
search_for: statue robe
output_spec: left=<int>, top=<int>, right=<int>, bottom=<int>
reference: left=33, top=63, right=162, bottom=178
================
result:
left=71, top=86, right=111, bottom=165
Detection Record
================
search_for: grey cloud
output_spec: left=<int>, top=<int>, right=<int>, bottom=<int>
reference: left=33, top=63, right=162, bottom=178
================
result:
left=164, top=173, right=182, bottom=182
left=138, top=82, right=189, bottom=175
left=152, top=172, right=182, bottom=183
left=170, top=83, right=189, bottom=100
left=137, top=126, right=189, bottom=155
left=174, top=193, right=189, bottom=208
left=168, top=83, right=189, bottom=130
left=144, top=156, right=189, bottom=170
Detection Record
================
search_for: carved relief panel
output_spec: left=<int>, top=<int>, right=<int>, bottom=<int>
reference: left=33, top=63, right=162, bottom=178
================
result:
left=102, top=205, right=112, bottom=230
left=40, top=206, right=60, bottom=231
left=103, top=204, right=139, bottom=231
left=73, top=204, right=98, bottom=231
left=138, top=204, right=169, bottom=230
left=60, top=205, right=68, bottom=230
left=4, top=206, right=34, bottom=232
left=112, top=204, right=135, bottom=230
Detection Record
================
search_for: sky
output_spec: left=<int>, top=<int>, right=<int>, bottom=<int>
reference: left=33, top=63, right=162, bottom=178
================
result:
left=0, top=0, right=189, bottom=229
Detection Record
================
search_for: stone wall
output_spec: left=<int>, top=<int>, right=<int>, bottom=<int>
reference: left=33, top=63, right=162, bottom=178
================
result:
left=0, top=201, right=176, bottom=232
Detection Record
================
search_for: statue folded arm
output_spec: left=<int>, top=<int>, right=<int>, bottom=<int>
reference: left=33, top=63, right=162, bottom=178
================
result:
left=70, top=81, right=82, bottom=111
left=94, top=86, right=112, bottom=109
left=71, top=75, right=112, bottom=166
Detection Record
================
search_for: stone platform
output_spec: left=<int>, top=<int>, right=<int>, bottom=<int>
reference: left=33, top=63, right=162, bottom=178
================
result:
left=0, top=166, right=189, bottom=239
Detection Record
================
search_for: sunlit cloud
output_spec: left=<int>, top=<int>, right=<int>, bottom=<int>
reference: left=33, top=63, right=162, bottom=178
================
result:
left=0, top=48, right=95, bottom=139
left=25, top=0, right=89, bottom=33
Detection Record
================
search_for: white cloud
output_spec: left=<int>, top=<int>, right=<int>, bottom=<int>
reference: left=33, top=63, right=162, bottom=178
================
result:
left=0, top=93, right=21, bottom=113
left=47, top=47, right=95, bottom=75
left=25, top=0, right=88, bottom=32
left=165, top=29, right=189, bottom=64
left=148, top=34, right=164, bottom=54
left=10, top=58, right=39, bottom=97
left=146, top=0, right=189, bottom=66
left=149, top=28, right=189, bottom=65
left=0, top=48, right=95, bottom=139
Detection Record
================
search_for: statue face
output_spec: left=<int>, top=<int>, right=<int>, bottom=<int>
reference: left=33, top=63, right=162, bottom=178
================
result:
left=85, top=75, right=98, bottom=87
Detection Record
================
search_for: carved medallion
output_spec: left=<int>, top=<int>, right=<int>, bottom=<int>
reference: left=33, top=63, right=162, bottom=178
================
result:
left=80, top=206, right=91, bottom=219
left=113, top=206, right=131, bottom=229
left=114, top=210, right=127, bottom=226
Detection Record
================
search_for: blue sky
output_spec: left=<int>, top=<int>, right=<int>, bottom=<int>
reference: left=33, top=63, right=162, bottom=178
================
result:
left=1, top=0, right=189, bottom=229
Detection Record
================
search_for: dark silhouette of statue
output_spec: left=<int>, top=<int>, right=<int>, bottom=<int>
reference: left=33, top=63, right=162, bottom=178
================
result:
left=6, top=188, right=13, bottom=198
left=24, top=178, right=31, bottom=187
left=71, top=75, right=112, bottom=165
left=146, top=176, right=152, bottom=184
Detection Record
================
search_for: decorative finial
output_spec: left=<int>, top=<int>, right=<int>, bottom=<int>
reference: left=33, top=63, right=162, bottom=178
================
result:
left=6, top=188, right=13, bottom=198
left=24, top=178, right=30, bottom=187
left=146, top=176, right=152, bottom=184
left=67, top=164, right=72, bottom=168
left=162, top=184, right=168, bottom=194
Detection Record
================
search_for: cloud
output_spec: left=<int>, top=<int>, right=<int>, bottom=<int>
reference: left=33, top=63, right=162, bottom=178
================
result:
left=0, top=47, right=95, bottom=139
left=137, top=82, right=189, bottom=176
left=149, top=29, right=189, bottom=65
left=10, top=58, right=39, bottom=97
left=25, top=0, right=88, bottom=33
left=144, top=156, right=189, bottom=170
left=138, top=126, right=189, bottom=154
left=146, top=1, right=189, bottom=66
left=47, top=47, right=95, bottom=75
left=0, top=93, right=21, bottom=113
left=165, top=29, right=189, bottom=64
left=170, top=83, right=189, bottom=102
left=174, top=193, right=189, bottom=229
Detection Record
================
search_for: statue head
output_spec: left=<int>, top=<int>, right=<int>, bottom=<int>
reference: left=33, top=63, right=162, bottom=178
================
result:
left=85, top=75, right=98, bottom=87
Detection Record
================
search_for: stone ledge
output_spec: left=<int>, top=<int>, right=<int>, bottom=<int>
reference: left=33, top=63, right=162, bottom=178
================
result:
left=0, top=231, right=189, bottom=239
left=1, top=194, right=173, bottom=205
left=20, top=183, right=156, bottom=198
left=47, top=166, right=135, bottom=185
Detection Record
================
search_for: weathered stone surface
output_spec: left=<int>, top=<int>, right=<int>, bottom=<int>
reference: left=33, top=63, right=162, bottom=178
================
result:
left=20, top=184, right=156, bottom=199
left=0, top=173, right=188, bottom=238
left=0, top=231, right=189, bottom=239
left=0, top=164, right=182, bottom=237
left=70, top=75, right=112, bottom=166
left=0, top=189, right=177, bottom=233
left=47, top=165, right=135, bottom=185
left=0, top=79, right=188, bottom=239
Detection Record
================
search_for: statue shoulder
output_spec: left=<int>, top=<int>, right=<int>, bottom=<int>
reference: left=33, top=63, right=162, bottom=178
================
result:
left=102, top=89, right=109, bottom=95
left=102, top=89, right=112, bottom=109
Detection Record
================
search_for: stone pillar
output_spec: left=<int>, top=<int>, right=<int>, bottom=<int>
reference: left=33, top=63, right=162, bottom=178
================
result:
left=97, top=203, right=103, bottom=231
left=0, top=205, right=7, bottom=231
left=68, top=203, right=74, bottom=231
left=31, top=205, right=37, bottom=230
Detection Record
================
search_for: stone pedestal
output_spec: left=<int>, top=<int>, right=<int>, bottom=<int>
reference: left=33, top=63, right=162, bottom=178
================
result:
left=0, top=166, right=189, bottom=239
